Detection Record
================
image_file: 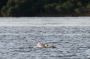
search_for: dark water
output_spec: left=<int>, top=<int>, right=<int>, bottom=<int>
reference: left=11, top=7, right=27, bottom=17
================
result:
left=0, top=26, right=90, bottom=59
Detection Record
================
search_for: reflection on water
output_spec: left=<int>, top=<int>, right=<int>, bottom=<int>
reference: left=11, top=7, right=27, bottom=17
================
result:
left=0, top=26, right=90, bottom=59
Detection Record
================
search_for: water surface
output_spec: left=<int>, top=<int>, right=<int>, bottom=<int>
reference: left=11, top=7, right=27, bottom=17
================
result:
left=0, top=26, right=90, bottom=59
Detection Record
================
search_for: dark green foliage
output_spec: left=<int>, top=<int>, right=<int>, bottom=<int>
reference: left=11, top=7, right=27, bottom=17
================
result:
left=0, top=0, right=90, bottom=17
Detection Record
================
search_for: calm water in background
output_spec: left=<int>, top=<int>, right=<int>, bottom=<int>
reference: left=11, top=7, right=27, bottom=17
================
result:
left=0, top=26, right=90, bottom=59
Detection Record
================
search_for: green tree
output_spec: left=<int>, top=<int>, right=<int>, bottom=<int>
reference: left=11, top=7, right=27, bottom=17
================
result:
left=0, top=0, right=90, bottom=16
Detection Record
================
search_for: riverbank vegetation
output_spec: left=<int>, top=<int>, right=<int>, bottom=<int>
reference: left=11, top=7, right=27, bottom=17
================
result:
left=0, top=0, right=90, bottom=17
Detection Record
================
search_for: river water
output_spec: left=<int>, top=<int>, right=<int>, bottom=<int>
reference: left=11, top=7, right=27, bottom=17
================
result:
left=0, top=26, right=90, bottom=59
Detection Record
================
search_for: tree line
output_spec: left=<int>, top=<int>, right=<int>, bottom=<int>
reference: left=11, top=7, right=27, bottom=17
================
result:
left=0, top=0, right=90, bottom=17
